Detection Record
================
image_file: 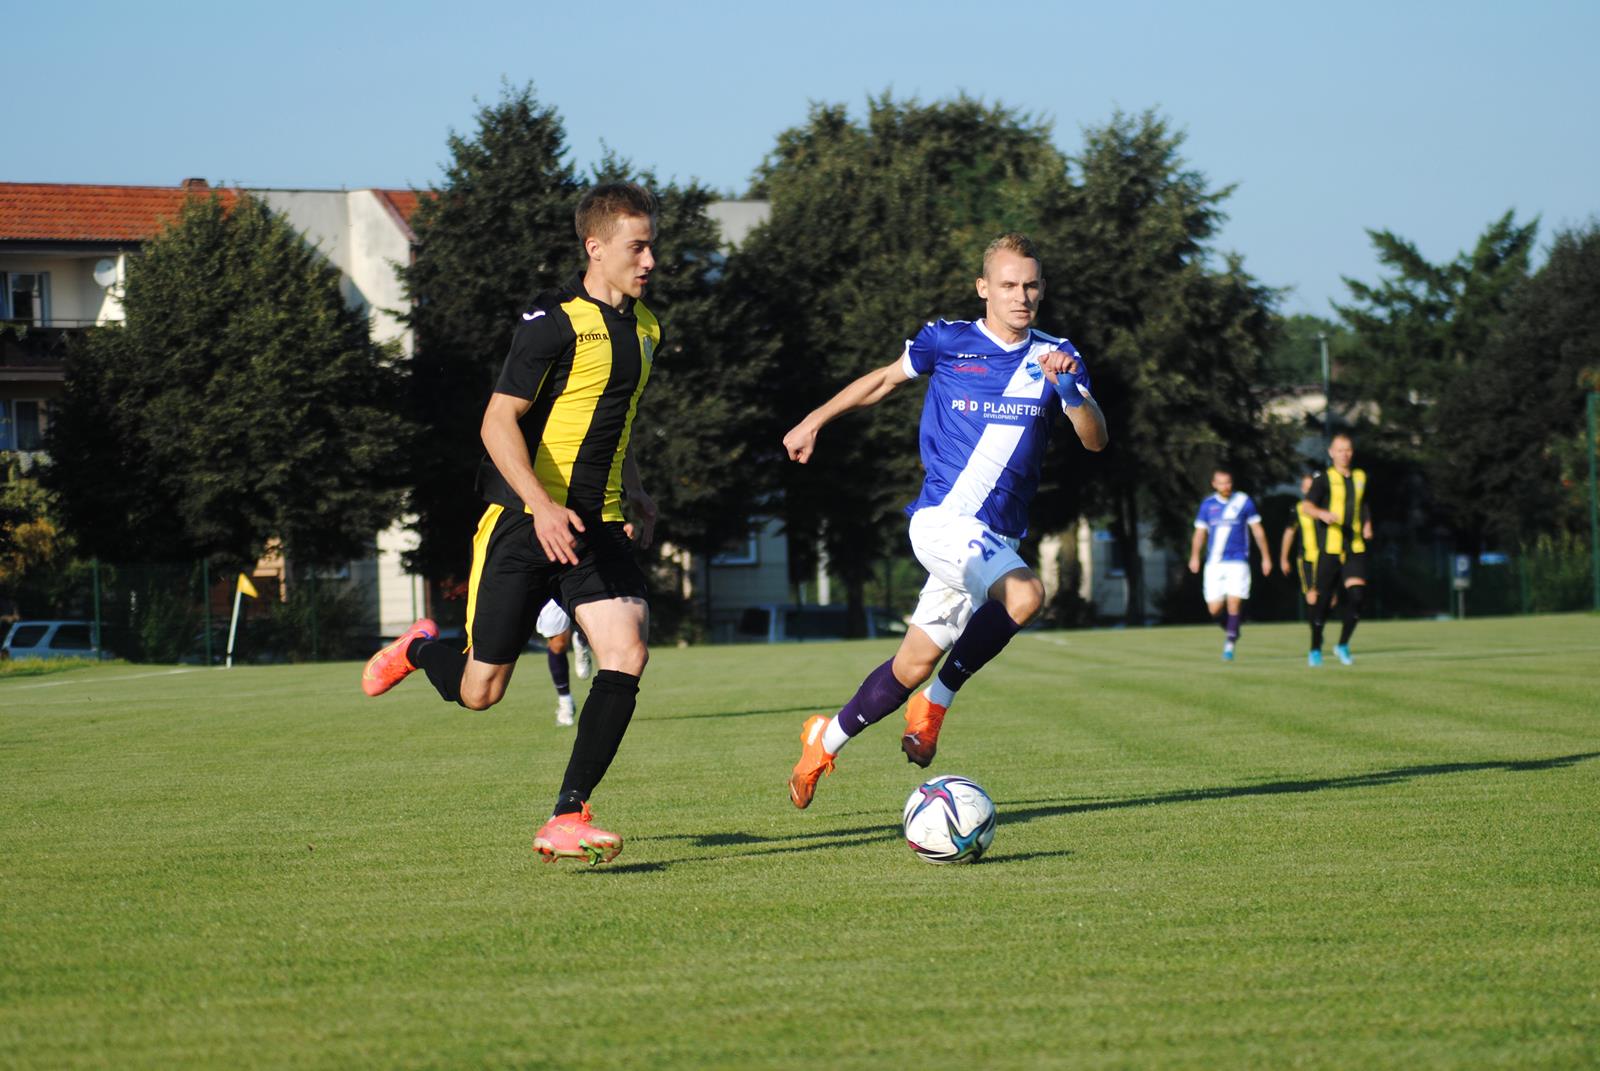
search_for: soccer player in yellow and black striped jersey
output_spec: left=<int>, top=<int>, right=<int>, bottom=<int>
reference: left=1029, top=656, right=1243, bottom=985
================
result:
left=1279, top=471, right=1323, bottom=606
left=1302, top=433, right=1372, bottom=667
left=360, top=182, right=662, bottom=865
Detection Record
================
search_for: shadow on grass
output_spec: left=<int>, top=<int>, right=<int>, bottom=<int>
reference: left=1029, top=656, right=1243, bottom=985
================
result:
left=616, top=751, right=1599, bottom=872
left=997, top=752, right=1600, bottom=828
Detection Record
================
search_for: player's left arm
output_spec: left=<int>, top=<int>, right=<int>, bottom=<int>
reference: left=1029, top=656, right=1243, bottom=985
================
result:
left=1360, top=496, right=1373, bottom=541
left=1040, top=346, right=1108, bottom=451
left=621, top=453, right=657, bottom=549
left=1249, top=517, right=1273, bottom=576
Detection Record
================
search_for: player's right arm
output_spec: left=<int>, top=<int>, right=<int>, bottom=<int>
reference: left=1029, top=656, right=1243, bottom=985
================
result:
left=782, top=357, right=913, bottom=464
left=482, top=309, right=584, bottom=565
left=1188, top=524, right=1207, bottom=574
left=1303, top=471, right=1339, bottom=525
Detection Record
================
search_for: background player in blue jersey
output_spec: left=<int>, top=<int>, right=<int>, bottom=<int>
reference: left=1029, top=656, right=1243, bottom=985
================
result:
left=1187, top=467, right=1272, bottom=661
left=782, top=233, right=1108, bottom=809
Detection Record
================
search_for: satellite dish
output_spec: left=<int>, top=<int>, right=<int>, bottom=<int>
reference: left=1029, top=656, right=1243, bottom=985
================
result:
left=93, top=258, right=118, bottom=288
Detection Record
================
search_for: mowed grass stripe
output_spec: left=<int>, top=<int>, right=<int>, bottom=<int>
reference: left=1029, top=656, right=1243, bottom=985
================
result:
left=2, top=614, right=1597, bottom=1069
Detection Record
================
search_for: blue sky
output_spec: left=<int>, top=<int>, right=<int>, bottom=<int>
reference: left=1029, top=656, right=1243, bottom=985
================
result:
left=19, top=0, right=1597, bottom=317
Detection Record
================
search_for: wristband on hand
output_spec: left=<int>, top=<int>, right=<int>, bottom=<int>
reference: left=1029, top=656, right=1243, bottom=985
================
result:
left=1052, top=371, right=1091, bottom=408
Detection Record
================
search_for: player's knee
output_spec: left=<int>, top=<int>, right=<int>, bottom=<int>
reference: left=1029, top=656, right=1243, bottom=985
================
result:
left=546, top=633, right=569, bottom=655
left=1006, top=577, right=1045, bottom=625
left=458, top=691, right=496, bottom=712
left=458, top=680, right=504, bottom=711
left=606, top=642, right=648, bottom=677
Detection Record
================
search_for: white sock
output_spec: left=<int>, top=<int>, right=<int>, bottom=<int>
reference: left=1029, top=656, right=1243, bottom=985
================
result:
left=925, top=680, right=956, bottom=708
left=821, top=717, right=851, bottom=755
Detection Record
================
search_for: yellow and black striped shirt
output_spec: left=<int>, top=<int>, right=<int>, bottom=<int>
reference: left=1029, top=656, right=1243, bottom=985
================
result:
left=479, top=274, right=660, bottom=523
left=1305, top=466, right=1369, bottom=557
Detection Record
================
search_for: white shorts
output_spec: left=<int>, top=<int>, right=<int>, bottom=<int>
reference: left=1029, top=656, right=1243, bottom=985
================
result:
left=906, top=507, right=1027, bottom=651
left=1202, top=560, right=1252, bottom=603
left=535, top=599, right=572, bottom=639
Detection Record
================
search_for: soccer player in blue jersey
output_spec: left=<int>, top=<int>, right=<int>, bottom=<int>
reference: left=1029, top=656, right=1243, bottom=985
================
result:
left=1187, top=467, right=1272, bottom=661
left=783, top=233, right=1108, bottom=809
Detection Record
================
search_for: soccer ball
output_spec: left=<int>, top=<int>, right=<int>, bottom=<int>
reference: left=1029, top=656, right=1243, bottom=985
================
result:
left=902, top=775, right=997, bottom=864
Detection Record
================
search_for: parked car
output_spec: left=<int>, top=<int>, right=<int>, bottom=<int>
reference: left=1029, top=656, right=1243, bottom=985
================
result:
left=1, top=620, right=109, bottom=661
left=734, top=604, right=907, bottom=643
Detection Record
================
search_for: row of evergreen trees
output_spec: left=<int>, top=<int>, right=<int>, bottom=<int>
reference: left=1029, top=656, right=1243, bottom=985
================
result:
left=12, top=85, right=1597, bottom=633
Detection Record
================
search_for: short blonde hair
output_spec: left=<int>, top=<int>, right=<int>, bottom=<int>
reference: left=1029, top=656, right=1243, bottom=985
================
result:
left=982, top=233, right=1041, bottom=278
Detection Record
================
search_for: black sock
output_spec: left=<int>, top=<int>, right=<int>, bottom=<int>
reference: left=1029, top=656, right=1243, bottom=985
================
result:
left=1308, top=608, right=1326, bottom=652
left=1338, top=585, right=1365, bottom=646
left=553, top=669, right=640, bottom=814
left=408, top=638, right=466, bottom=703
left=548, top=648, right=570, bottom=696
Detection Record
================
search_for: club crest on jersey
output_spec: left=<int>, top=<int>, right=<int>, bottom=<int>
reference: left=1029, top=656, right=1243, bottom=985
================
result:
left=641, top=336, right=655, bottom=361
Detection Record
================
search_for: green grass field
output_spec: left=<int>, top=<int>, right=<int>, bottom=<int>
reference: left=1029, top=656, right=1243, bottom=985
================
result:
left=3, top=615, right=1598, bottom=1069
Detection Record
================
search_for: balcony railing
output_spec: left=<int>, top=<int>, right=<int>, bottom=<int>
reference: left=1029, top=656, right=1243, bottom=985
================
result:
left=0, top=322, right=90, bottom=370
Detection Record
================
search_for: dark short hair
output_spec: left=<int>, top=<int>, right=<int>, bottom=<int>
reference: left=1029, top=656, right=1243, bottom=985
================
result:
left=575, top=182, right=658, bottom=244
left=1213, top=466, right=1233, bottom=478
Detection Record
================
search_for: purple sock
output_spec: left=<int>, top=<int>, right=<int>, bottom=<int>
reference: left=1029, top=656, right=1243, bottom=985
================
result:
left=936, top=600, right=1023, bottom=695
left=1225, top=612, right=1241, bottom=642
left=836, top=658, right=914, bottom=737
left=548, top=648, right=570, bottom=696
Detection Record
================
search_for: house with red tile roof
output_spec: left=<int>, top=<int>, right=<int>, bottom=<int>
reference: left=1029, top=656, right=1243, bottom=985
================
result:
left=2, top=181, right=806, bottom=642
left=0, top=178, right=427, bottom=639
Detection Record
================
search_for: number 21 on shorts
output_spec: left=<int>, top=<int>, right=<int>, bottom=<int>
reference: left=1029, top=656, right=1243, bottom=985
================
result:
left=967, top=531, right=1006, bottom=561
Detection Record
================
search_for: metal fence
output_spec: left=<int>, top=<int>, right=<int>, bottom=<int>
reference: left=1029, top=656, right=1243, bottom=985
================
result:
left=2, top=560, right=381, bottom=664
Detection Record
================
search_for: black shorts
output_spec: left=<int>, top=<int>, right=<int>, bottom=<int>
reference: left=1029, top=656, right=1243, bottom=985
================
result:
left=1295, top=559, right=1315, bottom=595
left=465, top=504, right=648, bottom=665
left=1312, top=552, right=1368, bottom=599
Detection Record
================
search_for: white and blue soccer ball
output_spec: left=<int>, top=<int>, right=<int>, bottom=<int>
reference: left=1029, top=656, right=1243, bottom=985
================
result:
left=902, top=775, right=996, bottom=864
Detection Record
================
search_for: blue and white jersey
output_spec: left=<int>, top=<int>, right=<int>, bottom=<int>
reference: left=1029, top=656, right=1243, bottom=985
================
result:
left=901, top=318, right=1080, bottom=538
left=1194, top=492, right=1261, bottom=564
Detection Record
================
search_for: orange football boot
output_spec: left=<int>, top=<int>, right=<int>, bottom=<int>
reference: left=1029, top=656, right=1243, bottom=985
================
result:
left=533, top=803, right=623, bottom=865
left=901, top=691, right=948, bottom=768
left=360, top=618, right=438, bottom=697
left=789, top=714, right=838, bottom=809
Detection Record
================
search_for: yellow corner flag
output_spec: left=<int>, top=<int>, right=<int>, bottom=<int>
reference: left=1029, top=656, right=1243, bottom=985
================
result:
left=236, top=573, right=259, bottom=599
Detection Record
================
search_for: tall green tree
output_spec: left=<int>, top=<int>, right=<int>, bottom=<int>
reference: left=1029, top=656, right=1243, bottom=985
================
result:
left=739, top=95, right=1073, bottom=631
left=1474, top=220, right=1600, bottom=544
left=400, top=84, right=583, bottom=581
left=1334, top=212, right=1536, bottom=549
left=1035, top=111, right=1288, bottom=622
left=401, top=88, right=777, bottom=636
left=587, top=157, right=781, bottom=624
left=44, top=194, right=409, bottom=568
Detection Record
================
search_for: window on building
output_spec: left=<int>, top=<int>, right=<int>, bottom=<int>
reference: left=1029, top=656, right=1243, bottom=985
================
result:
left=1, top=273, right=50, bottom=326
left=1095, top=529, right=1126, bottom=578
left=711, top=534, right=759, bottom=566
left=14, top=400, right=46, bottom=451
left=0, top=400, right=11, bottom=451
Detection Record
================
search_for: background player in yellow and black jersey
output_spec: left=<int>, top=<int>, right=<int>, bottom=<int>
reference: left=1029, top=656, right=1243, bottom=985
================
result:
left=1279, top=471, right=1333, bottom=610
left=1302, top=433, right=1372, bottom=666
left=361, top=182, right=662, bottom=865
